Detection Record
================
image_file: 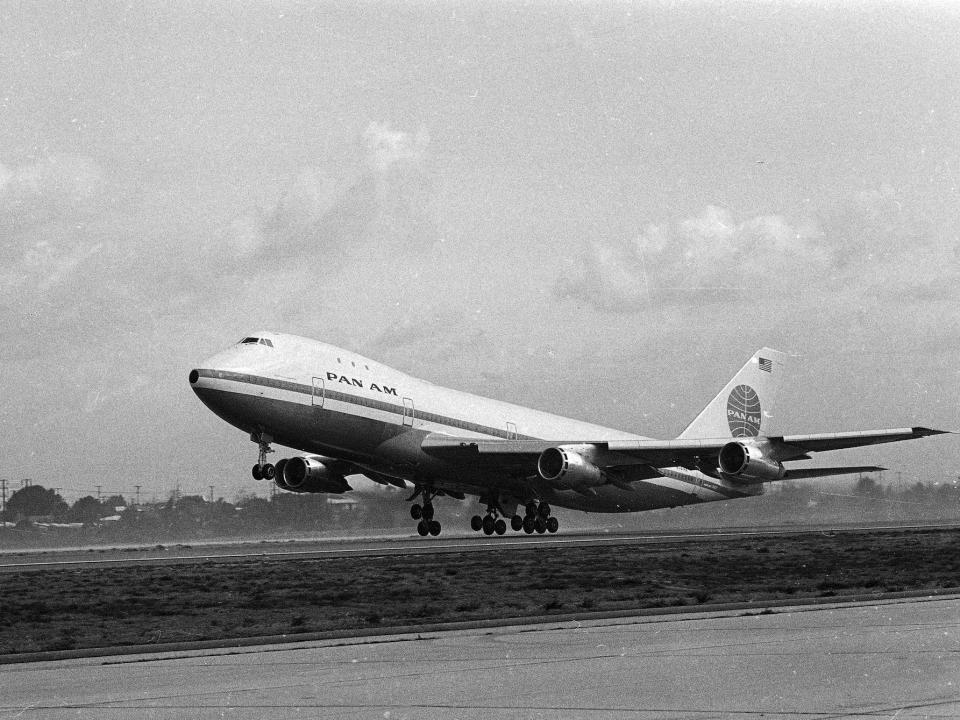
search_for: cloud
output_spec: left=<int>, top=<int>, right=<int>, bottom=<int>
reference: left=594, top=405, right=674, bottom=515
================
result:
left=556, top=205, right=830, bottom=310
left=221, top=122, right=435, bottom=262
left=0, top=155, right=109, bottom=297
left=0, top=154, right=106, bottom=230
left=555, top=188, right=955, bottom=314
left=363, top=122, right=431, bottom=174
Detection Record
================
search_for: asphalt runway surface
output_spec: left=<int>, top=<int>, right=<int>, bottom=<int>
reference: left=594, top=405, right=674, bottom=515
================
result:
left=2, top=522, right=954, bottom=573
left=2, top=595, right=957, bottom=719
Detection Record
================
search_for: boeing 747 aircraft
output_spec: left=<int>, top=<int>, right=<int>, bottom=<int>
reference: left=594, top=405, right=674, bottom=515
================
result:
left=189, top=332, right=946, bottom=537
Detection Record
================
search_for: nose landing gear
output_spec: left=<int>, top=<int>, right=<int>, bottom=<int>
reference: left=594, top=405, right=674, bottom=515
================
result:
left=250, top=433, right=276, bottom=481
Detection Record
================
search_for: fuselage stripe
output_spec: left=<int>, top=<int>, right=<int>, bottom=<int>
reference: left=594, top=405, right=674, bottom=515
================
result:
left=194, top=369, right=534, bottom=441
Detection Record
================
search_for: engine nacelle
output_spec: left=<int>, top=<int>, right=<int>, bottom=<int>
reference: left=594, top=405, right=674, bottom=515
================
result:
left=537, top=446, right=604, bottom=490
left=718, top=441, right=785, bottom=483
left=278, top=456, right=351, bottom=494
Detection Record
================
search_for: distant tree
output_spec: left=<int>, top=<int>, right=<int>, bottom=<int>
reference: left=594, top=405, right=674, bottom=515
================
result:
left=6, top=485, right=69, bottom=519
left=102, top=494, right=127, bottom=510
left=853, top=476, right=884, bottom=498
left=69, top=496, right=104, bottom=524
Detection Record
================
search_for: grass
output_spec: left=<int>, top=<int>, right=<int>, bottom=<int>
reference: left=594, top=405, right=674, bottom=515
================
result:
left=1, top=528, right=959, bottom=654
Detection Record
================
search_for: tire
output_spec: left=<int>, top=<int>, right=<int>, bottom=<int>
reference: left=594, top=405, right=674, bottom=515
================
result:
left=482, top=515, right=495, bottom=535
left=410, top=503, right=422, bottom=520
left=416, top=520, right=429, bottom=536
left=252, top=464, right=263, bottom=481
left=429, top=521, right=442, bottom=536
left=510, top=515, right=523, bottom=532
left=470, top=515, right=483, bottom=532
left=538, top=502, right=551, bottom=519
left=494, top=519, right=506, bottom=535
left=535, top=517, right=547, bottom=534
left=522, top=516, right=535, bottom=534
left=525, top=501, right=538, bottom=518
left=262, top=463, right=276, bottom=480
left=546, top=517, right=559, bottom=533
left=422, top=503, right=435, bottom=521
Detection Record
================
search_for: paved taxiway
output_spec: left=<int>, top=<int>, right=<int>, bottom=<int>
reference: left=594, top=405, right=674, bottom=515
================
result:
left=3, top=596, right=957, bottom=719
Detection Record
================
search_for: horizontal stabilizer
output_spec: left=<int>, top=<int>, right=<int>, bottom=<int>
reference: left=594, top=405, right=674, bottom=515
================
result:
left=777, top=427, right=950, bottom=453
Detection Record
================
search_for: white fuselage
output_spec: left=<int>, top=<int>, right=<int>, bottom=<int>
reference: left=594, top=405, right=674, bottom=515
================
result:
left=190, top=331, right=753, bottom=512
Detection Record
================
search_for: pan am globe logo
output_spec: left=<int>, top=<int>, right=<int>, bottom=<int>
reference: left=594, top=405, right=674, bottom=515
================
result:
left=726, top=384, right=762, bottom=437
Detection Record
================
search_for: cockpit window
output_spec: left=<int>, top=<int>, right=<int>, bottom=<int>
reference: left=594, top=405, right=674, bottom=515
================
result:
left=260, top=338, right=274, bottom=347
left=239, top=337, right=274, bottom=347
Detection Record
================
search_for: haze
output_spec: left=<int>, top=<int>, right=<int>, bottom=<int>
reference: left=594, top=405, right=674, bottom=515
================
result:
left=2, top=2, right=958, bottom=503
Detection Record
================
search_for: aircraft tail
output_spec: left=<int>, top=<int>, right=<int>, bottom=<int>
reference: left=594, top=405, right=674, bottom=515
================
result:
left=678, top=347, right=787, bottom=439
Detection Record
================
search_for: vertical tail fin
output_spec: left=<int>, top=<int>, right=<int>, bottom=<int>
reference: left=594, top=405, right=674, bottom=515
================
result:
left=678, top=348, right=786, bottom=439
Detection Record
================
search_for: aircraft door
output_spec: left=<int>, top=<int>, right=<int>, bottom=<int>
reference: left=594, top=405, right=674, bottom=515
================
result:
left=402, top=397, right=415, bottom=427
left=311, top=377, right=325, bottom=408
left=506, top=421, right=518, bottom=440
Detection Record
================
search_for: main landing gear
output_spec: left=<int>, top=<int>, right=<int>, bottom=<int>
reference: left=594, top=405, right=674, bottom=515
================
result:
left=469, top=500, right=559, bottom=536
left=250, top=433, right=276, bottom=481
left=470, top=503, right=508, bottom=536
left=409, top=487, right=442, bottom=537
left=521, top=501, right=560, bottom=535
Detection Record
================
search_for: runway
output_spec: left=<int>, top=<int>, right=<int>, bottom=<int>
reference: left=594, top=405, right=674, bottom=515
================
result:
left=3, top=522, right=955, bottom=573
left=3, top=595, right=958, bottom=719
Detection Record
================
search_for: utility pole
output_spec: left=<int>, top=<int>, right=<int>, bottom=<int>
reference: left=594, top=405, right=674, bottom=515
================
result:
left=209, top=485, right=214, bottom=503
left=1, top=479, right=6, bottom=516
left=96, top=485, right=102, bottom=502
left=134, top=485, right=141, bottom=506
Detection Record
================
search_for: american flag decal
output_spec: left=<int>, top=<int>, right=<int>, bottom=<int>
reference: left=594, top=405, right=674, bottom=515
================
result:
left=758, top=357, right=772, bottom=373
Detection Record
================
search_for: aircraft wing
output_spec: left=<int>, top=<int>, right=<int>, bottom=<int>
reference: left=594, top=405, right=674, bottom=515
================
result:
left=420, top=426, right=948, bottom=474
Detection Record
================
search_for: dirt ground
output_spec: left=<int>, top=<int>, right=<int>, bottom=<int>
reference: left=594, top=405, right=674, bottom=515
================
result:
left=2, top=528, right=958, bottom=655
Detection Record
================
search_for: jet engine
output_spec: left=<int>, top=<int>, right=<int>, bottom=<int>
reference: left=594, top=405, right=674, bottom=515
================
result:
left=537, top=446, right=604, bottom=490
left=718, top=441, right=785, bottom=483
left=277, top=456, right=352, bottom=494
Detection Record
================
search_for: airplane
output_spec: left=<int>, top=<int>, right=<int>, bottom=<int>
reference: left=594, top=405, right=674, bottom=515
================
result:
left=189, top=332, right=947, bottom=537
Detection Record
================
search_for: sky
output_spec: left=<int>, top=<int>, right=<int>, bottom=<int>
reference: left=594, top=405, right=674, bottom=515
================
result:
left=1, top=1, right=958, bottom=504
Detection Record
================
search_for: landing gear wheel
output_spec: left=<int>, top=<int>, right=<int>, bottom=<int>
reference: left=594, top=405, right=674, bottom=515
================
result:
left=494, top=519, right=507, bottom=535
left=411, top=503, right=423, bottom=520
left=538, top=502, right=551, bottom=519
left=470, top=515, right=483, bottom=532
left=547, top=517, right=559, bottom=533
left=482, top=515, right=495, bottom=535
left=417, top=520, right=429, bottom=537
left=428, top=520, right=442, bottom=536
left=525, top=501, right=538, bottom=518
left=422, top=503, right=435, bottom=521
left=510, top=515, right=523, bottom=532
left=535, top=517, right=547, bottom=534
left=251, top=433, right=274, bottom=482
left=522, top=516, right=535, bottom=534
